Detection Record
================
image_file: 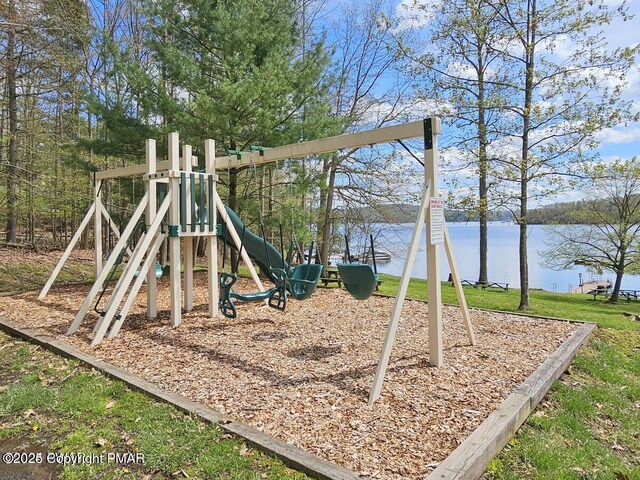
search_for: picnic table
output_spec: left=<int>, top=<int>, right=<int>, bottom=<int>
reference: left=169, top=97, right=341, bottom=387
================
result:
left=590, top=288, right=611, bottom=300
left=320, top=268, right=342, bottom=288
left=460, top=280, right=509, bottom=292
left=589, top=288, right=640, bottom=302
left=619, top=290, right=640, bottom=301
left=320, top=268, right=383, bottom=291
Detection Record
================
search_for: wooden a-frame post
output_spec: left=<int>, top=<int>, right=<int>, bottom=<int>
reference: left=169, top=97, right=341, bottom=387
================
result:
left=182, top=144, right=194, bottom=312
left=168, top=132, right=182, bottom=326
left=94, top=177, right=103, bottom=277
left=426, top=117, right=444, bottom=366
left=368, top=118, right=475, bottom=405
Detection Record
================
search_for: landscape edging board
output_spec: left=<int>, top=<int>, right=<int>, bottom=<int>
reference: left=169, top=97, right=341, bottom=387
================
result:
left=0, top=316, right=596, bottom=480
left=426, top=322, right=596, bottom=480
left=0, top=317, right=360, bottom=480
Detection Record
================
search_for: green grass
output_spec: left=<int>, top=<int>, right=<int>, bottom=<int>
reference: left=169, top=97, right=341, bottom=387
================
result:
left=485, top=329, right=640, bottom=479
left=0, top=333, right=307, bottom=479
left=0, top=254, right=95, bottom=293
left=375, top=273, right=640, bottom=330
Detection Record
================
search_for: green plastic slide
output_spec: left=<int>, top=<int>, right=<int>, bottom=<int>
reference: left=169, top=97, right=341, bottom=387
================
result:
left=219, top=205, right=287, bottom=284
left=218, top=205, right=322, bottom=300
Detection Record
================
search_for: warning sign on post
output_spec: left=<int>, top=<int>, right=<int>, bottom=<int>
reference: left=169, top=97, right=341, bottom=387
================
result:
left=429, top=197, right=444, bottom=245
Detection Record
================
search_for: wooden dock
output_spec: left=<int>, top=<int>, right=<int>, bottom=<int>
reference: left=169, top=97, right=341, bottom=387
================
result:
left=571, top=279, right=611, bottom=294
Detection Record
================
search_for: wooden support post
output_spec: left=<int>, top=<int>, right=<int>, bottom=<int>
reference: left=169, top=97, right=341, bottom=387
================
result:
left=146, top=139, right=158, bottom=318
left=444, top=225, right=476, bottom=345
left=38, top=201, right=96, bottom=300
left=168, top=132, right=182, bottom=326
left=368, top=185, right=430, bottom=405
left=94, top=179, right=103, bottom=277
left=67, top=193, right=149, bottom=335
left=92, top=196, right=171, bottom=345
left=425, top=117, right=443, bottom=367
left=182, top=144, right=194, bottom=312
left=205, top=140, right=218, bottom=317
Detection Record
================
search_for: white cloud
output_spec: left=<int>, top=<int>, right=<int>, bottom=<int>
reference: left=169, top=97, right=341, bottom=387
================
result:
left=538, top=34, right=575, bottom=60
left=392, top=0, right=439, bottom=32
left=352, top=97, right=454, bottom=129
left=595, top=124, right=640, bottom=144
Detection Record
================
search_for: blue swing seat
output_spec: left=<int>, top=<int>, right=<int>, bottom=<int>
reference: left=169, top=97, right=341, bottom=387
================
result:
left=134, top=262, right=164, bottom=279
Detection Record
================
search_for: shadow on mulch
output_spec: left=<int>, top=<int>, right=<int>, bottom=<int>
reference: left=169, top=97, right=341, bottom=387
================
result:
left=135, top=327, right=439, bottom=400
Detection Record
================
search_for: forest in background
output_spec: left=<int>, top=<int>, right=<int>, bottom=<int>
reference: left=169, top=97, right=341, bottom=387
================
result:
left=0, top=0, right=423, bottom=256
left=1, top=0, right=638, bottom=308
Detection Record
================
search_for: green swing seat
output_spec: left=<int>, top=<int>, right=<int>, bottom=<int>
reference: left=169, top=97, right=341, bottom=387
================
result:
left=218, top=271, right=287, bottom=319
left=337, top=263, right=379, bottom=300
left=287, top=264, right=323, bottom=300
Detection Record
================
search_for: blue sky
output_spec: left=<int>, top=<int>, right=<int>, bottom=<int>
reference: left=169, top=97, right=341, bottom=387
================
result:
left=387, top=0, right=640, bottom=206
left=594, top=0, right=640, bottom=160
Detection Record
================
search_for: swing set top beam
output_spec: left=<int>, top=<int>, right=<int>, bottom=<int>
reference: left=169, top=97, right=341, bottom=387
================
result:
left=216, top=120, right=425, bottom=170
left=95, top=120, right=426, bottom=181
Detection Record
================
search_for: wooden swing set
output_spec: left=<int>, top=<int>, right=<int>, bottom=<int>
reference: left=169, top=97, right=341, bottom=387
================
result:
left=39, top=118, right=476, bottom=405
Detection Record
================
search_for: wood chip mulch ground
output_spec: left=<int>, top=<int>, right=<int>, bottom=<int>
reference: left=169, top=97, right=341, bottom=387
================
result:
left=0, top=271, right=579, bottom=479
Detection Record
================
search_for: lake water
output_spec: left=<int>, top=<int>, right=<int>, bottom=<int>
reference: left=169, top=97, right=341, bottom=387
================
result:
left=348, top=222, right=640, bottom=292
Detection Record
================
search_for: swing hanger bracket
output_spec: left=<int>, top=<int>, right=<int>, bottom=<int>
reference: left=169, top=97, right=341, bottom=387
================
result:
left=249, top=145, right=269, bottom=156
left=226, top=149, right=246, bottom=160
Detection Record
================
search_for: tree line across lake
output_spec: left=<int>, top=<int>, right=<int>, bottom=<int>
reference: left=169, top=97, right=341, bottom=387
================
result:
left=346, top=199, right=640, bottom=226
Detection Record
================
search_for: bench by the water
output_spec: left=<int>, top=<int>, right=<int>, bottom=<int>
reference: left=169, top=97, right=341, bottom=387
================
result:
left=620, top=290, right=640, bottom=301
left=460, top=280, right=509, bottom=292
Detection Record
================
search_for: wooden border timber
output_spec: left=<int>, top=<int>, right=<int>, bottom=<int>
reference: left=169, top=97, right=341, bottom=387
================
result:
left=0, top=315, right=595, bottom=479
left=95, top=121, right=424, bottom=180
left=427, top=322, right=596, bottom=480
left=0, top=317, right=359, bottom=480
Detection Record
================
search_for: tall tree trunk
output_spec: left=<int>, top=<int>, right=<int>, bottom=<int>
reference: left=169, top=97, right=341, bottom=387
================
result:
left=518, top=0, right=536, bottom=311
left=518, top=180, right=529, bottom=309
left=5, top=0, right=18, bottom=243
left=53, top=67, right=64, bottom=245
left=319, top=155, right=338, bottom=274
left=316, top=158, right=329, bottom=262
left=477, top=46, right=489, bottom=284
left=26, top=88, right=36, bottom=245
left=607, top=249, right=625, bottom=303
left=81, top=77, right=95, bottom=250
